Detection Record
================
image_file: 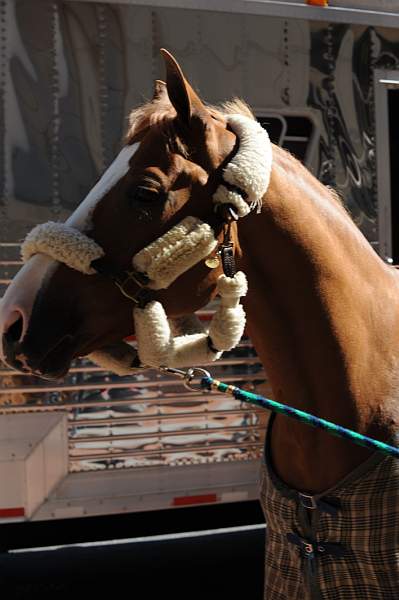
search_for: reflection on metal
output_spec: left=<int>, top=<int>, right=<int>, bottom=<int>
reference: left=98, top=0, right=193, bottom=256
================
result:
left=2, top=3, right=399, bottom=476
left=379, top=79, right=399, bottom=87
left=0, top=240, right=267, bottom=470
left=0, top=356, right=261, bottom=377
left=0, top=348, right=268, bottom=472
left=0, top=370, right=264, bottom=394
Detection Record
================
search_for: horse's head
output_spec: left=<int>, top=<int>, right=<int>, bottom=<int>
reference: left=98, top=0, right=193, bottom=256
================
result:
left=0, top=50, right=250, bottom=379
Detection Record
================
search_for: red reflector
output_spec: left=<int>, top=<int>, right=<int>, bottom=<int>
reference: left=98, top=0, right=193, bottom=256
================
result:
left=172, top=494, right=218, bottom=506
left=124, top=335, right=136, bottom=342
left=0, top=507, right=25, bottom=517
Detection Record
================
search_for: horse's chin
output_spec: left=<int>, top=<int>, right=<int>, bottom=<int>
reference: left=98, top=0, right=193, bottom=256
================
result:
left=2, top=333, right=78, bottom=381
left=32, top=335, right=77, bottom=380
left=3, top=357, right=72, bottom=381
left=34, top=340, right=143, bottom=380
left=3, top=331, right=143, bottom=380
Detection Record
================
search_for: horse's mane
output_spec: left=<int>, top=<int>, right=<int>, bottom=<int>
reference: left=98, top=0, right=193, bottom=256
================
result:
left=125, top=96, right=255, bottom=144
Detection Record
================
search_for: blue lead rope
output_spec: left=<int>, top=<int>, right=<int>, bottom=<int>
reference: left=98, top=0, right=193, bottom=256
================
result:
left=201, top=376, right=399, bottom=459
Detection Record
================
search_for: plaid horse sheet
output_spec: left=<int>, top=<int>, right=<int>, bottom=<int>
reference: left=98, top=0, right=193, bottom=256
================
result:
left=260, top=415, right=399, bottom=599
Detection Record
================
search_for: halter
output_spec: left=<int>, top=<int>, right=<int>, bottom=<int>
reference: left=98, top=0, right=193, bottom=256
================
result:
left=21, top=114, right=272, bottom=374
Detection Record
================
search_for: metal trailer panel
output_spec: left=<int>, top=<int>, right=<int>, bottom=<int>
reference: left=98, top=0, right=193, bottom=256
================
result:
left=1, top=1, right=399, bottom=519
left=33, top=460, right=260, bottom=521
left=2, top=1, right=394, bottom=243
left=0, top=413, right=68, bottom=520
left=64, top=1, right=399, bottom=29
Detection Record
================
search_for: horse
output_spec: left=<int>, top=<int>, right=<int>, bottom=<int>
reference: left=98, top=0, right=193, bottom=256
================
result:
left=0, top=49, right=398, bottom=598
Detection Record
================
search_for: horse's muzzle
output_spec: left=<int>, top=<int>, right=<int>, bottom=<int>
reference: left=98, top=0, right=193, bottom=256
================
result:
left=1, top=323, right=75, bottom=380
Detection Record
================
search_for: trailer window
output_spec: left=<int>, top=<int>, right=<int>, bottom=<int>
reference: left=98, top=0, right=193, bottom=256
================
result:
left=388, top=89, right=399, bottom=264
left=257, top=114, right=314, bottom=164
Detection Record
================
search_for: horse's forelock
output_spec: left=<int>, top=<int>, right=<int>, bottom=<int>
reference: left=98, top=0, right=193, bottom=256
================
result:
left=125, top=96, right=177, bottom=143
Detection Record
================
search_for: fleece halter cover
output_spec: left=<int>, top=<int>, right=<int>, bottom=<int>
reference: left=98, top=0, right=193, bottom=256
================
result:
left=133, top=216, right=217, bottom=290
left=20, top=114, right=272, bottom=373
left=21, top=221, right=105, bottom=274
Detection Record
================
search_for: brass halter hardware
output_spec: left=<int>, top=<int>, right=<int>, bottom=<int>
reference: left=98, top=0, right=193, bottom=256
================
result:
left=90, top=258, right=151, bottom=307
left=217, top=204, right=239, bottom=279
left=113, top=270, right=149, bottom=303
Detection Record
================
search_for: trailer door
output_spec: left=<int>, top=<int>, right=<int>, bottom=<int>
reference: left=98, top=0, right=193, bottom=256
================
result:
left=375, top=70, right=399, bottom=264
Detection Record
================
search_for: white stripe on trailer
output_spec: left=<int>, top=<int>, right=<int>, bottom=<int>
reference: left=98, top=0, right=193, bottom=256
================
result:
left=10, top=523, right=267, bottom=553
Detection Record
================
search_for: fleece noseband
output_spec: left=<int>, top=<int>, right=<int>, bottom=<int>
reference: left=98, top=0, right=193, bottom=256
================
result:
left=21, top=114, right=272, bottom=374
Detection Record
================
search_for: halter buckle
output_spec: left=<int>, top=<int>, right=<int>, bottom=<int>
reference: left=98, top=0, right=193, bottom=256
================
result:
left=159, top=366, right=211, bottom=391
left=184, top=367, right=211, bottom=391
left=298, top=492, right=318, bottom=510
left=114, top=270, right=150, bottom=305
left=220, top=242, right=236, bottom=278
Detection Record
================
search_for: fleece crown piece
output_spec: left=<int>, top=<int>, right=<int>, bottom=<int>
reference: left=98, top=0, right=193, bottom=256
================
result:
left=213, top=114, right=272, bottom=217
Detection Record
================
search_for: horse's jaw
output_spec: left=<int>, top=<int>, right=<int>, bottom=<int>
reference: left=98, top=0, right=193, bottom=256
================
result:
left=2, top=333, right=76, bottom=381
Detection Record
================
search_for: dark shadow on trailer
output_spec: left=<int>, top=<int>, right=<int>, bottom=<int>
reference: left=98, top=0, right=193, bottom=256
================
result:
left=389, top=89, right=399, bottom=264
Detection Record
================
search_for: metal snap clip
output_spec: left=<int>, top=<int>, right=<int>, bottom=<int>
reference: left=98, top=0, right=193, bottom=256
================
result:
left=184, top=367, right=211, bottom=391
left=298, top=492, right=318, bottom=510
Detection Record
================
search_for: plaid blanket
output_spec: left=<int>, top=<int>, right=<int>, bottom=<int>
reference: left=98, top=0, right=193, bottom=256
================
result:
left=260, top=415, right=399, bottom=599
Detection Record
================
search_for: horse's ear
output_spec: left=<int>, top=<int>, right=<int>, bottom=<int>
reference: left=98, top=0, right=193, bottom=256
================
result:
left=152, top=79, right=168, bottom=102
left=160, top=48, right=207, bottom=125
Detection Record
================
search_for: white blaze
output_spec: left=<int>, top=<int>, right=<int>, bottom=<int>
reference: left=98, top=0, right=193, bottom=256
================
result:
left=67, top=143, right=139, bottom=230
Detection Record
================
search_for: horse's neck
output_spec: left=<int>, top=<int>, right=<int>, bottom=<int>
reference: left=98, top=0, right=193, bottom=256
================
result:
left=238, top=150, right=399, bottom=492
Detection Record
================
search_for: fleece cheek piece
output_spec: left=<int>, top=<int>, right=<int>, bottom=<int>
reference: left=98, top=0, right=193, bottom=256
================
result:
left=213, top=114, right=272, bottom=215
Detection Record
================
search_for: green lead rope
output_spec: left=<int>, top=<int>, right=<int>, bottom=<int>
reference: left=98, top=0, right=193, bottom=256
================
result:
left=201, top=376, right=399, bottom=459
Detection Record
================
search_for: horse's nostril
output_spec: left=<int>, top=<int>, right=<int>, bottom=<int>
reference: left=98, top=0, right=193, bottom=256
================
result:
left=1, top=312, right=26, bottom=369
left=4, top=314, right=24, bottom=344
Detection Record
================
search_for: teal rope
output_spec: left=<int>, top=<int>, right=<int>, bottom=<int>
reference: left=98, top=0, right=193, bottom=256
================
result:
left=201, top=377, right=399, bottom=459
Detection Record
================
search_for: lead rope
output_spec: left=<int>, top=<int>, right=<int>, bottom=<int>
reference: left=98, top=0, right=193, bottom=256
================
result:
left=161, top=366, right=399, bottom=459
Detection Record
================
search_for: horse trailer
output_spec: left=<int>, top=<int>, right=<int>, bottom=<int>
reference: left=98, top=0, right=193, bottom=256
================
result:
left=1, top=0, right=399, bottom=557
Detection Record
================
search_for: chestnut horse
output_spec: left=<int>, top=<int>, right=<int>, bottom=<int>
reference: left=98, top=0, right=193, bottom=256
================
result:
left=0, top=50, right=398, bottom=597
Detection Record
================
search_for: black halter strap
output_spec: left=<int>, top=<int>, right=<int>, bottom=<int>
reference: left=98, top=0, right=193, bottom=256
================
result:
left=90, top=188, right=245, bottom=306
left=90, top=258, right=153, bottom=308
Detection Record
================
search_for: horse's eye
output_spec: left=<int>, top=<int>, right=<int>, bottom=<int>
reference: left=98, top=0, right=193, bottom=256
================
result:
left=127, top=186, right=161, bottom=203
